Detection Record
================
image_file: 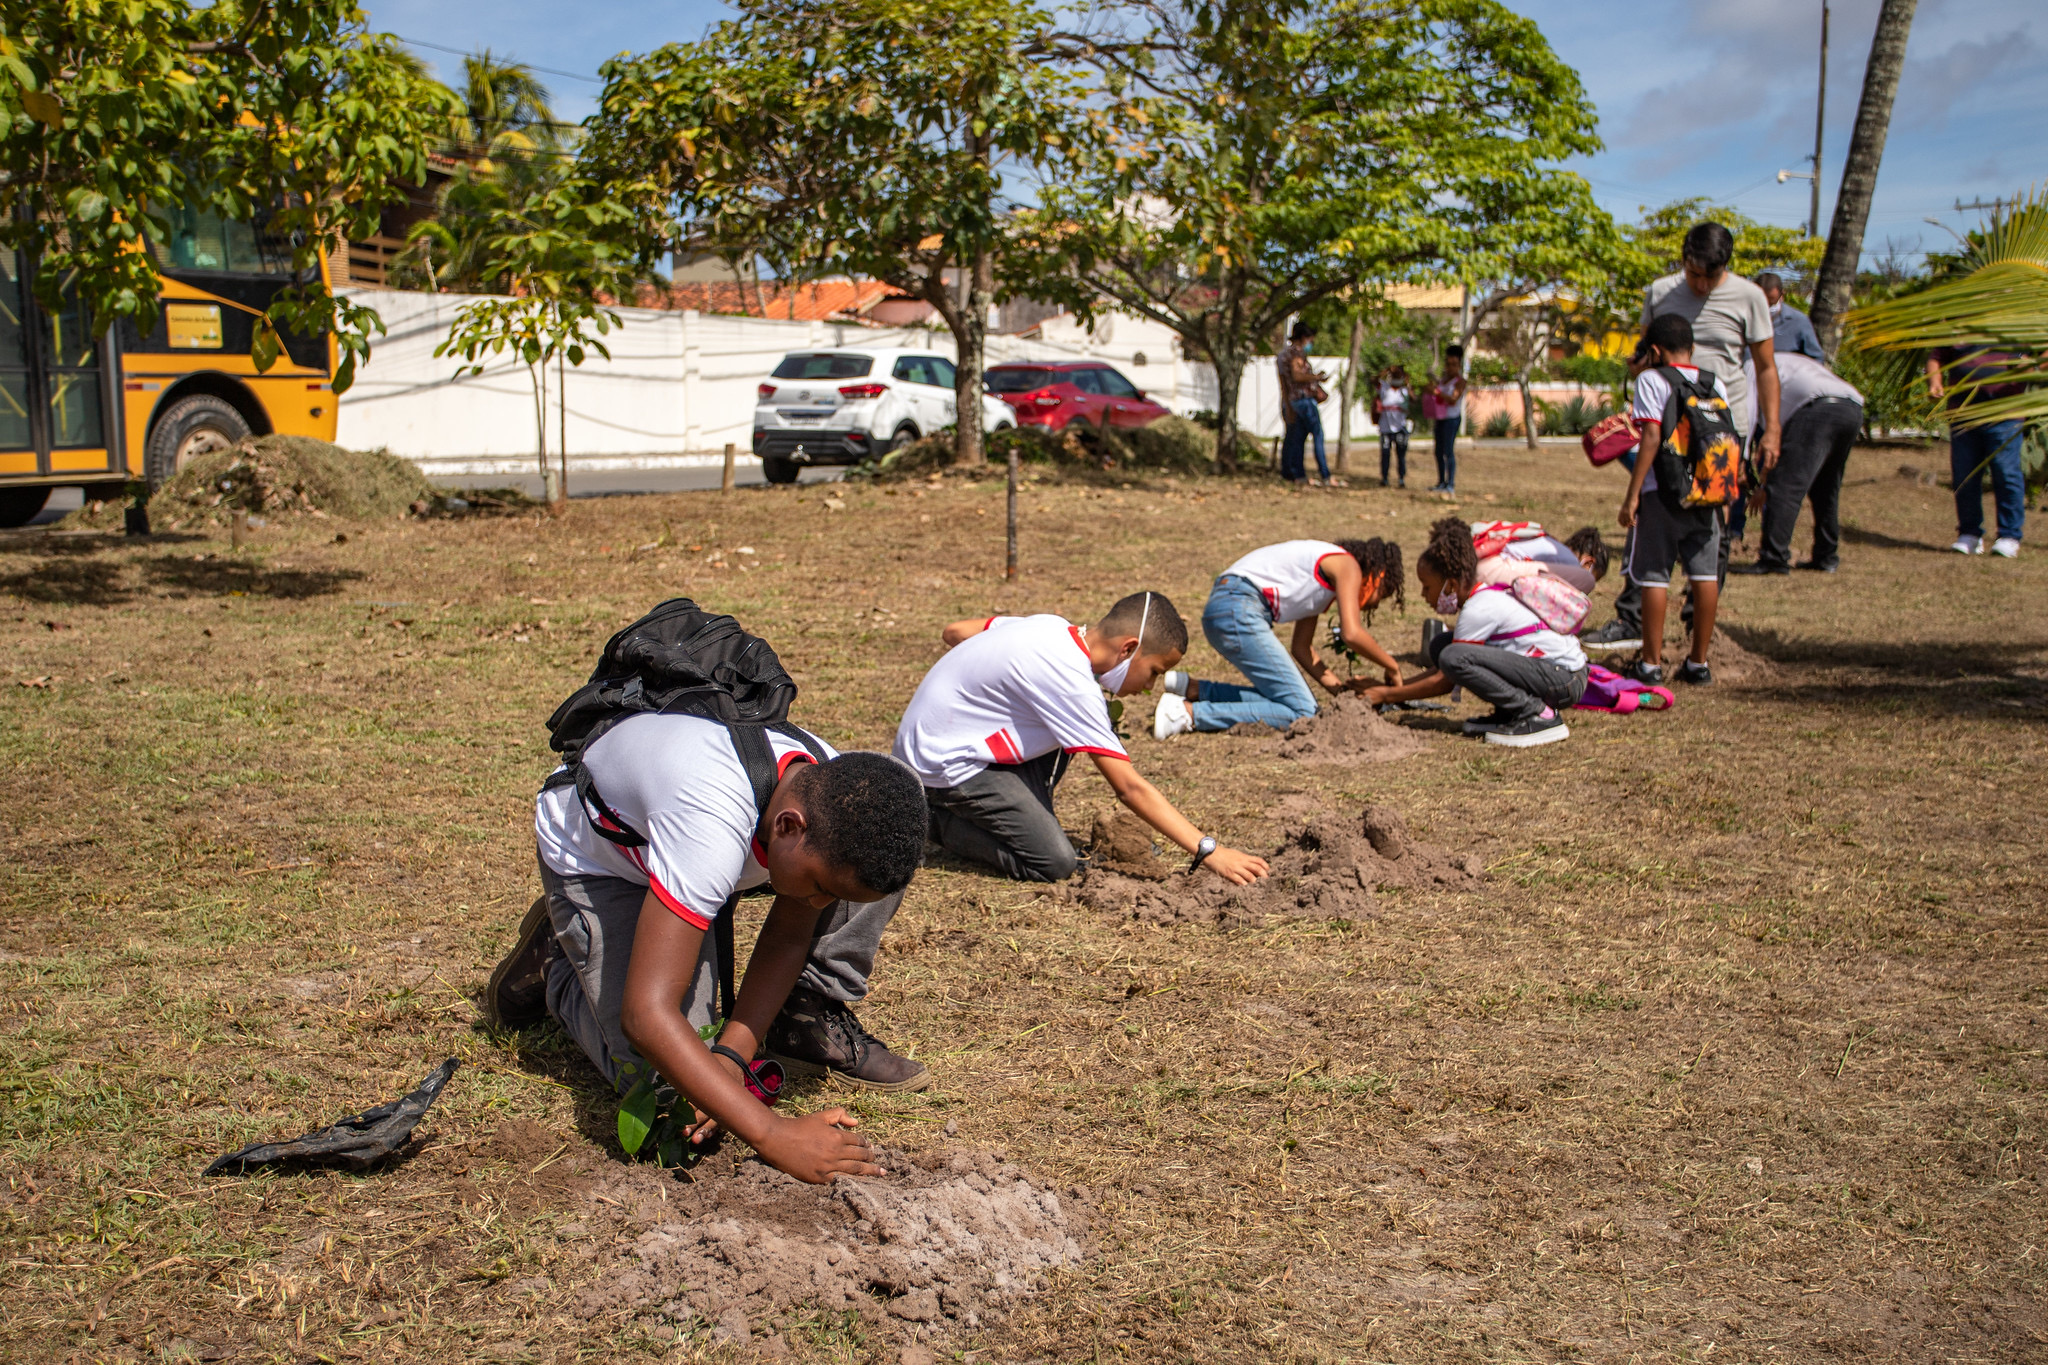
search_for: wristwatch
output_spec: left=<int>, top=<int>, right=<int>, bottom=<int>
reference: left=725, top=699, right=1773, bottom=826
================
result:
left=1189, top=835, right=1217, bottom=872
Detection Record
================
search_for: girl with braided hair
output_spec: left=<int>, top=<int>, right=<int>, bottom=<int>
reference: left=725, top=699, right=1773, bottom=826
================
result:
left=1364, top=517, right=1588, bottom=748
left=1154, top=536, right=1404, bottom=737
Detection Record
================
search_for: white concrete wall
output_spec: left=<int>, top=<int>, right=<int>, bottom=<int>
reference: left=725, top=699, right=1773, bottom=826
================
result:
left=335, top=287, right=1350, bottom=475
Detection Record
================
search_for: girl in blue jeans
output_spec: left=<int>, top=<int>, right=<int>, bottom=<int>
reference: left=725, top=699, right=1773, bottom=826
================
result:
left=1153, top=538, right=1404, bottom=736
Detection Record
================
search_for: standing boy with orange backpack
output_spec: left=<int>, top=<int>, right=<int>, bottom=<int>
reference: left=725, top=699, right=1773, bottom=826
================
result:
left=1618, top=313, right=1742, bottom=686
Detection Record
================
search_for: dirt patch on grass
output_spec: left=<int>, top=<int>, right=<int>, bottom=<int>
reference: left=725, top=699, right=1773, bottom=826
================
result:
left=583, top=1146, right=1091, bottom=1348
left=1277, top=692, right=1432, bottom=763
left=1069, top=803, right=1481, bottom=924
left=1087, top=810, right=1173, bottom=880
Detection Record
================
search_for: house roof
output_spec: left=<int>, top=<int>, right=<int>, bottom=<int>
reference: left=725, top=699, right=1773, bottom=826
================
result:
left=650, top=278, right=906, bottom=322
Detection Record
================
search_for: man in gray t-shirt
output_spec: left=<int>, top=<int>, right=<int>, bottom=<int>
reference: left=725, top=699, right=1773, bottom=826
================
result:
left=1640, top=223, right=1780, bottom=467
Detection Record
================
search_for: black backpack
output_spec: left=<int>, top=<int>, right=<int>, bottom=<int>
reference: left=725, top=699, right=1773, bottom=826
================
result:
left=1650, top=366, right=1745, bottom=510
left=543, top=598, right=825, bottom=1018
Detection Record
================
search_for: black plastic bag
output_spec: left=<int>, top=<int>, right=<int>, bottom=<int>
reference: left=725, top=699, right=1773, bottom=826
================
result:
left=203, top=1059, right=458, bottom=1176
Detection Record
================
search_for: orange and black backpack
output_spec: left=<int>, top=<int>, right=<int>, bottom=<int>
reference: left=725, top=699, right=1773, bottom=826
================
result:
left=1651, top=367, right=1743, bottom=509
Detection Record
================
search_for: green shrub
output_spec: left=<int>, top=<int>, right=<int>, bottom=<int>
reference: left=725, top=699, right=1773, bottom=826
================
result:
left=1481, top=410, right=1516, bottom=439
left=1533, top=394, right=1614, bottom=436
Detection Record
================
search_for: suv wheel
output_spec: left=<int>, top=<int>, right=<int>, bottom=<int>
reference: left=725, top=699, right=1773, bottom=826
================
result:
left=145, top=394, right=252, bottom=488
left=762, top=455, right=802, bottom=485
left=0, top=486, right=52, bottom=528
left=887, top=425, right=919, bottom=452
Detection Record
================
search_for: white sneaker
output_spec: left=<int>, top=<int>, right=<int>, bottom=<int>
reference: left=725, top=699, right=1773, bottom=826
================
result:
left=1952, top=535, right=1983, bottom=555
left=1992, top=537, right=2020, bottom=558
left=1153, top=692, right=1194, bottom=740
left=1160, top=669, right=1190, bottom=697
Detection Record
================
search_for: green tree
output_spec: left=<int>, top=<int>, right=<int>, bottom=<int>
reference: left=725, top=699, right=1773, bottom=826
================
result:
left=1580, top=197, right=1826, bottom=337
left=0, top=0, right=461, bottom=393
left=1041, top=0, right=1601, bottom=471
left=580, top=0, right=1092, bottom=468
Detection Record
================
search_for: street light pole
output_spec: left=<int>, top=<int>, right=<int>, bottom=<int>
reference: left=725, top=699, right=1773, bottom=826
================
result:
left=1811, top=1, right=1829, bottom=238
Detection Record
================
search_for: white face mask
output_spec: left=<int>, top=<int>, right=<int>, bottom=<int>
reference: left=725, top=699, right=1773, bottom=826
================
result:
left=1097, top=593, right=1151, bottom=694
left=1435, top=586, right=1460, bottom=615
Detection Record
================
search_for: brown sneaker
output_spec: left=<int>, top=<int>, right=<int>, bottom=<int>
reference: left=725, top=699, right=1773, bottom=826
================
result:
left=766, top=986, right=930, bottom=1092
left=483, top=896, right=555, bottom=1029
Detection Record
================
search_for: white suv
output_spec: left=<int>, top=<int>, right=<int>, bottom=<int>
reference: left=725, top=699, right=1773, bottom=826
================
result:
left=752, top=347, right=1014, bottom=483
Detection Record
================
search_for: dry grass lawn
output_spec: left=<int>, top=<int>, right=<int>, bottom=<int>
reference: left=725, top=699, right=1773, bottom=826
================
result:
left=2, top=439, right=2044, bottom=1363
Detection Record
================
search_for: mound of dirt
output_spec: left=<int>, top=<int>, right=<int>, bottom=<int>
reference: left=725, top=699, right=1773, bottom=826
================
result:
left=1066, top=803, right=1482, bottom=925
left=1277, top=693, right=1431, bottom=764
left=579, top=1146, right=1091, bottom=1345
left=1708, top=630, right=1780, bottom=685
left=147, top=435, right=533, bottom=529
left=1088, top=810, right=1172, bottom=880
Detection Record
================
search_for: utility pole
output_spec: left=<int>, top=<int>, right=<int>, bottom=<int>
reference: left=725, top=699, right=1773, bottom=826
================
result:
left=1954, top=197, right=2013, bottom=230
left=1810, top=1, right=1828, bottom=238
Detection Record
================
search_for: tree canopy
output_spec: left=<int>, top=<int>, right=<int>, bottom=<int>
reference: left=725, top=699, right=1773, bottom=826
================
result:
left=0, top=0, right=459, bottom=392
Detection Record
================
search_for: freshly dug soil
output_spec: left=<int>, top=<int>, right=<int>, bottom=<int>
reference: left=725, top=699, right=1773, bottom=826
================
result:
left=574, top=1144, right=1091, bottom=1347
left=143, top=435, right=534, bottom=529
left=1088, top=810, right=1172, bottom=880
left=1067, top=803, right=1482, bottom=925
left=1276, top=693, right=1431, bottom=764
left=1708, top=629, right=1781, bottom=684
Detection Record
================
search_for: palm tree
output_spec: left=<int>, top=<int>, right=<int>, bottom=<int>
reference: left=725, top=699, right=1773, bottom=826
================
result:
left=1845, top=188, right=2048, bottom=429
left=1810, top=0, right=1917, bottom=357
left=453, top=52, right=564, bottom=167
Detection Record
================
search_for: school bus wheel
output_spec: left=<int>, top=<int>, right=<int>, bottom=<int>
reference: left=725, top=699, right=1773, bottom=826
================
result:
left=0, top=486, right=53, bottom=529
left=145, top=394, right=253, bottom=489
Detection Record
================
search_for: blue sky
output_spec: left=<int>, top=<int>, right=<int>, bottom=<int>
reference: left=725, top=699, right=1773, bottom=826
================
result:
left=365, top=0, right=2048, bottom=265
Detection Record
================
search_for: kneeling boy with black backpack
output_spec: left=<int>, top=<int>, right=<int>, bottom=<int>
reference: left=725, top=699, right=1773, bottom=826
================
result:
left=484, top=600, right=930, bottom=1184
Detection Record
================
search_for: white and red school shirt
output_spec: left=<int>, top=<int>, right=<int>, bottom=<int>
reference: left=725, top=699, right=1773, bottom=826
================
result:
left=535, top=713, right=835, bottom=931
left=1220, top=540, right=1347, bottom=623
left=1453, top=586, right=1587, bottom=671
left=892, top=613, right=1128, bottom=789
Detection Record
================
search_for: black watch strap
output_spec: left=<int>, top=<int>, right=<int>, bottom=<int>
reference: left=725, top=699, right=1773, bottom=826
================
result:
left=1188, top=835, right=1217, bottom=872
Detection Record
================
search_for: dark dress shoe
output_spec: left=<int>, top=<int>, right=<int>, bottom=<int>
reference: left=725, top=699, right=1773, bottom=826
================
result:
left=1795, top=559, right=1838, bottom=573
left=1728, top=562, right=1790, bottom=576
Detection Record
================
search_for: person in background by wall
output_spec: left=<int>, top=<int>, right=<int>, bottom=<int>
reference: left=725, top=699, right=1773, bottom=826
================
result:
left=1427, top=346, right=1468, bottom=494
left=1277, top=322, right=1333, bottom=490
left=1731, top=352, right=1865, bottom=575
left=1754, top=272, right=1824, bottom=362
left=1929, top=346, right=2029, bottom=558
left=1376, top=366, right=1412, bottom=488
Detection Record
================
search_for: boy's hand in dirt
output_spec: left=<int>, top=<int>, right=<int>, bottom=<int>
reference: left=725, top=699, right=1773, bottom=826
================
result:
left=1202, top=847, right=1269, bottom=885
left=754, top=1108, right=885, bottom=1184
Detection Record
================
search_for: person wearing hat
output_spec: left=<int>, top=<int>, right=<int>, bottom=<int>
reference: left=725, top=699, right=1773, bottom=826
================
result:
left=1277, top=321, right=1333, bottom=488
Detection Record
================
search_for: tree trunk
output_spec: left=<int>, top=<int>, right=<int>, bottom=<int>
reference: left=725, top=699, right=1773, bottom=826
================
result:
left=533, top=360, right=563, bottom=510
left=1005, top=446, right=1019, bottom=580
left=1212, top=341, right=1249, bottom=473
left=1337, top=312, right=1363, bottom=475
left=557, top=348, right=569, bottom=509
left=1518, top=372, right=1540, bottom=449
left=951, top=247, right=992, bottom=467
left=1811, top=0, right=1918, bottom=358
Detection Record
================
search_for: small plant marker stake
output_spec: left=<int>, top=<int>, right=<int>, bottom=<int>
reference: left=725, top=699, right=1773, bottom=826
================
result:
left=1006, top=447, right=1020, bottom=580
left=722, top=442, right=737, bottom=494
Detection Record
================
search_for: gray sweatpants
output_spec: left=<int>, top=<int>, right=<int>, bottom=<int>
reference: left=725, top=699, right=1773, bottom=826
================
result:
left=537, top=855, right=904, bottom=1092
left=925, top=750, right=1080, bottom=882
left=1436, top=641, right=1587, bottom=721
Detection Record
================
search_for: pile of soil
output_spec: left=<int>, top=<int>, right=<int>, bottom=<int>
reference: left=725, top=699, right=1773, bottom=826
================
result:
left=1088, top=810, right=1172, bottom=880
left=147, top=436, right=533, bottom=529
left=1276, top=693, right=1431, bottom=764
left=1066, top=804, right=1483, bottom=926
left=1707, top=630, right=1781, bottom=685
left=577, top=1145, right=1092, bottom=1346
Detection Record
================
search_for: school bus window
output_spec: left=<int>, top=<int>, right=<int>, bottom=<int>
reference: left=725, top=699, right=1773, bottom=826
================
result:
left=48, top=373, right=102, bottom=447
left=44, top=286, right=97, bottom=367
left=150, top=203, right=289, bottom=276
left=0, top=255, right=26, bottom=451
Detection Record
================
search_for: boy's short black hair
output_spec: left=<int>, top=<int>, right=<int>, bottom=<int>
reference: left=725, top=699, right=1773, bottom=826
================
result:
left=1682, top=222, right=1734, bottom=273
left=796, top=752, right=925, bottom=897
left=1417, top=515, right=1478, bottom=588
left=1290, top=321, right=1315, bottom=340
left=1753, top=270, right=1783, bottom=294
left=1335, top=537, right=1405, bottom=613
left=1445, top=344, right=1465, bottom=359
left=1099, top=591, right=1188, bottom=657
left=1564, top=526, right=1610, bottom=581
left=1645, top=312, right=1694, bottom=356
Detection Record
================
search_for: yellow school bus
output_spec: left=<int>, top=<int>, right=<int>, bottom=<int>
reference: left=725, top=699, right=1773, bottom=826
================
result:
left=0, top=203, right=338, bottom=526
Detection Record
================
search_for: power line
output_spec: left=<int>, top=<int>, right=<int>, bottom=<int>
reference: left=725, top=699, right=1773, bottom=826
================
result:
left=391, top=34, right=603, bottom=85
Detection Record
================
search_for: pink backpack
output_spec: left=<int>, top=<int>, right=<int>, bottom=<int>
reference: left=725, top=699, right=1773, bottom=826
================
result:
left=1506, top=572, right=1590, bottom=635
left=1575, top=663, right=1674, bottom=714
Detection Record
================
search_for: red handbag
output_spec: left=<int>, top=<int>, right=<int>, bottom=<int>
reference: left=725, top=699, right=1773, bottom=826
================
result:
left=1583, top=413, right=1640, bottom=467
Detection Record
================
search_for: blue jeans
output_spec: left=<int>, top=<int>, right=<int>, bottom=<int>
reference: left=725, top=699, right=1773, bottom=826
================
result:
left=1433, top=416, right=1461, bottom=489
left=1280, top=397, right=1328, bottom=482
left=1952, top=420, right=2026, bottom=542
left=1188, top=576, right=1318, bottom=731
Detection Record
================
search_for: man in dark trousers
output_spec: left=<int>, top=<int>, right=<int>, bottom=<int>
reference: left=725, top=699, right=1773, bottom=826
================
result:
left=1732, top=352, right=1864, bottom=575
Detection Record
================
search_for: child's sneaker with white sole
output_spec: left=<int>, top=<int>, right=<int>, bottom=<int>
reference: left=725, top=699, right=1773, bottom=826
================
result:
left=1484, top=707, right=1570, bottom=748
left=1153, top=692, right=1194, bottom=739
left=1992, top=537, right=2020, bottom=558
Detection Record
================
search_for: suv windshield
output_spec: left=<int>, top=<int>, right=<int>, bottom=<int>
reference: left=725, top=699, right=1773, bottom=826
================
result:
left=772, top=353, right=875, bottom=380
left=985, top=366, right=1054, bottom=393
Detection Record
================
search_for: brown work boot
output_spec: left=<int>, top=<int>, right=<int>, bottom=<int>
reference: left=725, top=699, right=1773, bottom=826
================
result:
left=483, top=896, right=556, bottom=1029
left=766, top=985, right=930, bottom=1092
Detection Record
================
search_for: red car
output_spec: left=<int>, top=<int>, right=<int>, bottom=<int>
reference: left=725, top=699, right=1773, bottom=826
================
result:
left=984, top=361, right=1171, bottom=433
